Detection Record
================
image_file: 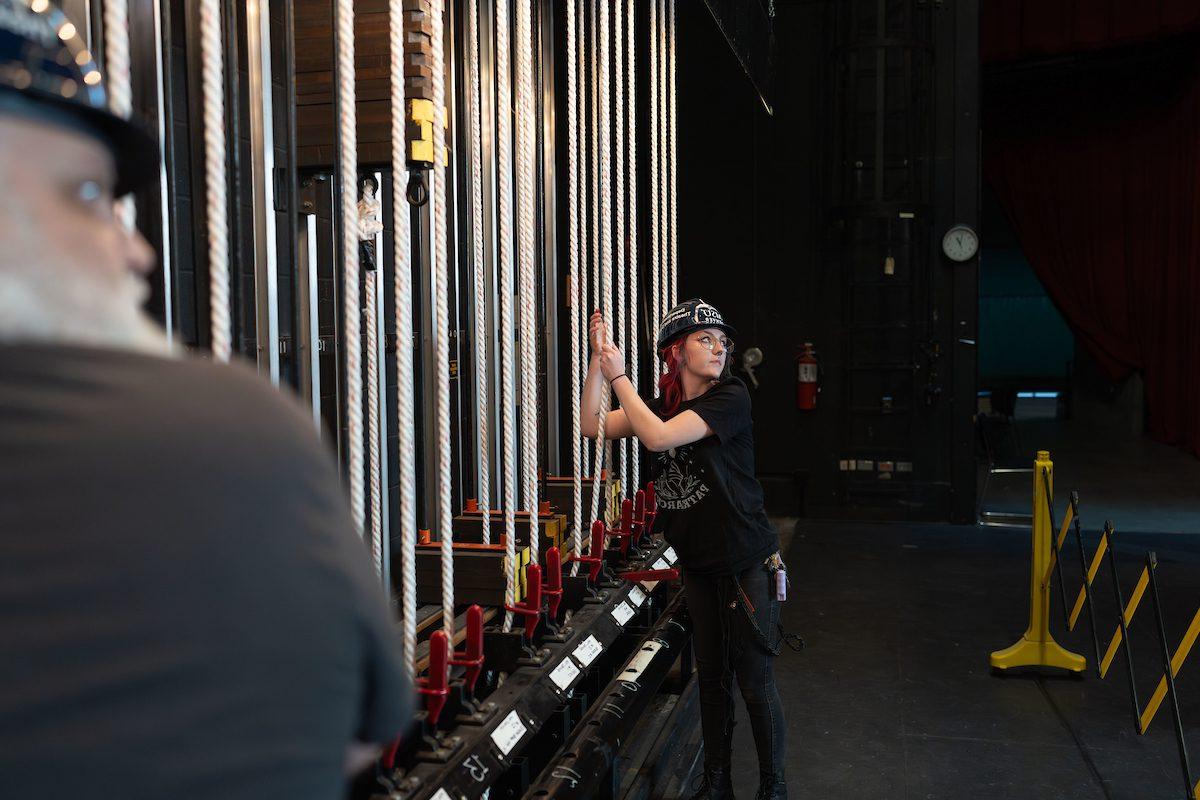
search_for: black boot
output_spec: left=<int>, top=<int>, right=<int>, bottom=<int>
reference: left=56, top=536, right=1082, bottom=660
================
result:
left=690, top=764, right=735, bottom=800
left=753, top=773, right=786, bottom=800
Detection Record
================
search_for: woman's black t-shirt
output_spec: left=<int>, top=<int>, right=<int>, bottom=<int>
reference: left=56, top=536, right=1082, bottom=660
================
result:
left=645, top=376, right=779, bottom=576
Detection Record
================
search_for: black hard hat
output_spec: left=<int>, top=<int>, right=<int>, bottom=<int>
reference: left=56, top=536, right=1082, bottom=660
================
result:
left=655, top=298, right=738, bottom=352
left=0, top=0, right=158, bottom=196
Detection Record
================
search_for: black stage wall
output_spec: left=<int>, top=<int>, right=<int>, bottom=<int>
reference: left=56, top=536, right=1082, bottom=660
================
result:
left=678, top=0, right=981, bottom=523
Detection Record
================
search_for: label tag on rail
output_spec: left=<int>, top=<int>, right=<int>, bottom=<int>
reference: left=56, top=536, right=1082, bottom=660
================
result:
left=651, top=558, right=669, bottom=571
left=611, top=600, right=636, bottom=627
left=549, top=657, right=581, bottom=692
left=664, top=546, right=678, bottom=564
left=573, top=634, right=603, bottom=667
left=491, top=710, right=528, bottom=757
left=628, top=585, right=647, bottom=607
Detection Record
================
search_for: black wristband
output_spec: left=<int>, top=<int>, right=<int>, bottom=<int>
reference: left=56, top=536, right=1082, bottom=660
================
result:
left=609, top=373, right=627, bottom=387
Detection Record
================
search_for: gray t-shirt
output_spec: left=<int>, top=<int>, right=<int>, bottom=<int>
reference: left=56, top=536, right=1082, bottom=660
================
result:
left=0, top=344, right=411, bottom=799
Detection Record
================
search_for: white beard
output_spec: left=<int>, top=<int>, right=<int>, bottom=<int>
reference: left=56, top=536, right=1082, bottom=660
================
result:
left=0, top=265, right=174, bottom=357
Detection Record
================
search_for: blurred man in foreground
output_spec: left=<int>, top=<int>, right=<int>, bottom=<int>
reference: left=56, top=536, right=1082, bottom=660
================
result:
left=0, top=1, right=411, bottom=796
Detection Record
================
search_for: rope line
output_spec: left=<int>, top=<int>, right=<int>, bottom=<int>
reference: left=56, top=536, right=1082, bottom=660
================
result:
left=199, top=0, right=230, bottom=361
left=568, top=0, right=583, bottom=573
left=335, top=0, right=364, bottom=532
left=614, top=0, right=628, bottom=498
left=662, top=0, right=672, bottom=328
left=648, top=0, right=660, bottom=394
left=365, top=225, right=383, bottom=575
left=389, top=0, right=417, bottom=679
left=626, top=0, right=640, bottom=492
left=495, top=0, right=518, bottom=630
left=516, top=0, right=539, bottom=565
left=468, top=0, right=490, bottom=542
left=103, top=0, right=135, bottom=229
left=430, top=0, right=454, bottom=642
left=589, top=0, right=613, bottom=529
left=668, top=0, right=678, bottom=307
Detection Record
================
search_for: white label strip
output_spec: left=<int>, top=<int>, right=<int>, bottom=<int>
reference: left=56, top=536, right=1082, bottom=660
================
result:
left=628, top=585, right=647, bottom=607
left=652, top=558, right=669, bottom=571
left=573, top=634, right=603, bottom=667
left=433, top=790, right=452, bottom=800
left=612, top=600, right=635, bottom=626
left=549, top=657, right=581, bottom=691
left=490, top=710, right=528, bottom=757
left=664, top=546, right=678, bottom=564
left=620, top=641, right=663, bottom=684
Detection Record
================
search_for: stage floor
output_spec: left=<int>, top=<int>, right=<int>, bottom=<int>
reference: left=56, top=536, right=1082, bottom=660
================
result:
left=720, top=519, right=1200, bottom=800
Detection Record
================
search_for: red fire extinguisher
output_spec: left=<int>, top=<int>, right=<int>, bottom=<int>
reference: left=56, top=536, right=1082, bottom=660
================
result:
left=796, top=343, right=819, bottom=410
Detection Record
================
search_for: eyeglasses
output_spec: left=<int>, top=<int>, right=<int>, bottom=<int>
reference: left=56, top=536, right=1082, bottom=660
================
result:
left=694, top=333, right=733, bottom=354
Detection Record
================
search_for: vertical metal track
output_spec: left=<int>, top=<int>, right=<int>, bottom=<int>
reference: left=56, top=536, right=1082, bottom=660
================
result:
left=246, top=0, right=280, bottom=382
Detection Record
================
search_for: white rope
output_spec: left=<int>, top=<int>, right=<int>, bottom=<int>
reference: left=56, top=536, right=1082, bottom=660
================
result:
left=468, top=0, right=490, bottom=543
left=579, top=1, right=592, bottom=482
left=388, top=0, right=417, bottom=680
left=568, top=0, right=583, bottom=573
left=586, top=0, right=606, bottom=530
left=516, top=0, right=538, bottom=565
left=626, top=0, right=639, bottom=493
left=199, top=0, right=230, bottom=362
left=362, top=196, right=384, bottom=575
left=430, top=0, right=454, bottom=642
left=103, top=0, right=135, bottom=230
left=614, top=0, right=627, bottom=498
left=495, top=0, right=518, bottom=631
left=668, top=0, right=678, bottom=307
left=648, top=0, right=660, bottom=393
left=589, top=0, right=613, bottom=530
left=335, top=0, right=364, bottom=532
left=657, top=0, right=668, bottom=324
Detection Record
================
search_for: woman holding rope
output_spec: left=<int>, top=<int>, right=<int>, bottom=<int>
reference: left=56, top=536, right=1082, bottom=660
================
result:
left=581, top=299, right=788, bottom=800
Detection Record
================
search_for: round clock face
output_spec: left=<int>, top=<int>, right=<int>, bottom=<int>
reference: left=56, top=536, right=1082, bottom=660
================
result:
left=942, top=225, right=979, bottom=262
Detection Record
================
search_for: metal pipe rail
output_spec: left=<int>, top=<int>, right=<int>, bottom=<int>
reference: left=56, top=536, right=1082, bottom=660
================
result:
left=522, top=592, right=692, bottom=800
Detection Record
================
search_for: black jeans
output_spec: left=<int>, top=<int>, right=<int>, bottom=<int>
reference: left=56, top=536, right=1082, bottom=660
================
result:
left=683, top=563, right=787, bottom=788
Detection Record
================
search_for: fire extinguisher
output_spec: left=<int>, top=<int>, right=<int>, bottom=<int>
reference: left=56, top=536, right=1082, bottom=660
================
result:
left=796, top=343, right=819, bottom=410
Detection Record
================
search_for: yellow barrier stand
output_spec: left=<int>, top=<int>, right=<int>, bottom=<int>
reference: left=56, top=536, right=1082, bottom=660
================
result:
left=990, top=450, right=1086, bottom=673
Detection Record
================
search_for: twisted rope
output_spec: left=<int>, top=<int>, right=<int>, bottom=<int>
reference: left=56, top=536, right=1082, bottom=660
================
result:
left=429, top=0, right=454, bottom=642
left=589, top=0, right=613, bottom=529
left=568, top=0, right=583, bottom=572
left=668, top=0, right=678, bottom=307
left=389, top=0, right=417, bottom=679
left=199, top=0, right=229, bottom=362
left=516, top=0, right=538, bottom=565
left=626, top=0, right=640, bottom=492
left=614, top=0, right=627, bottom=498
left=657, top=0, right=668, bottom=325
left=495, top=0, right=518, bottom=630
left=648, top=0, right=660, bottom=393
left=468, top=0, right=490, bottom=542
left=103, top=0, right=135, bottom=229
left=335, top=0, right=364, bottom=532
left=366, top=263, right=383, bottom=574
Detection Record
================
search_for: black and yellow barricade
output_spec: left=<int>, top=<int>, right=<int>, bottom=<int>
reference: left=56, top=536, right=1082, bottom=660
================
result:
left=990, top=451, right=1087, bottom=672
left=993, top=450, right=1200, bottom=799
left=1142, top=551, right=1200, bottom=799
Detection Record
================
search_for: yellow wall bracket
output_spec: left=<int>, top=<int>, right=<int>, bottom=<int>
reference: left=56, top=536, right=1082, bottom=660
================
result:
left=408, top=98, right=435, bottom=166
left=990, top=451, right=1087, bottom=673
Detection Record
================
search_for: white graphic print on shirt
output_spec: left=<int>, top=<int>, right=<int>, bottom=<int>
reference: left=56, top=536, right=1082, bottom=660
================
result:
left=655, top=444, right=710, bottom=510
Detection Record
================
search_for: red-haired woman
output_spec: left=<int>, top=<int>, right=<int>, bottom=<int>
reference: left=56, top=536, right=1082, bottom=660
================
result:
left=580, top=299, right=787, bottom=800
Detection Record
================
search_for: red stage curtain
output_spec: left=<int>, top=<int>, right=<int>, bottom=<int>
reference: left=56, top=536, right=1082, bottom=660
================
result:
left=985, top=52, right=1200, bottom=455
left=982, top=0, right=1200, bottom=64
